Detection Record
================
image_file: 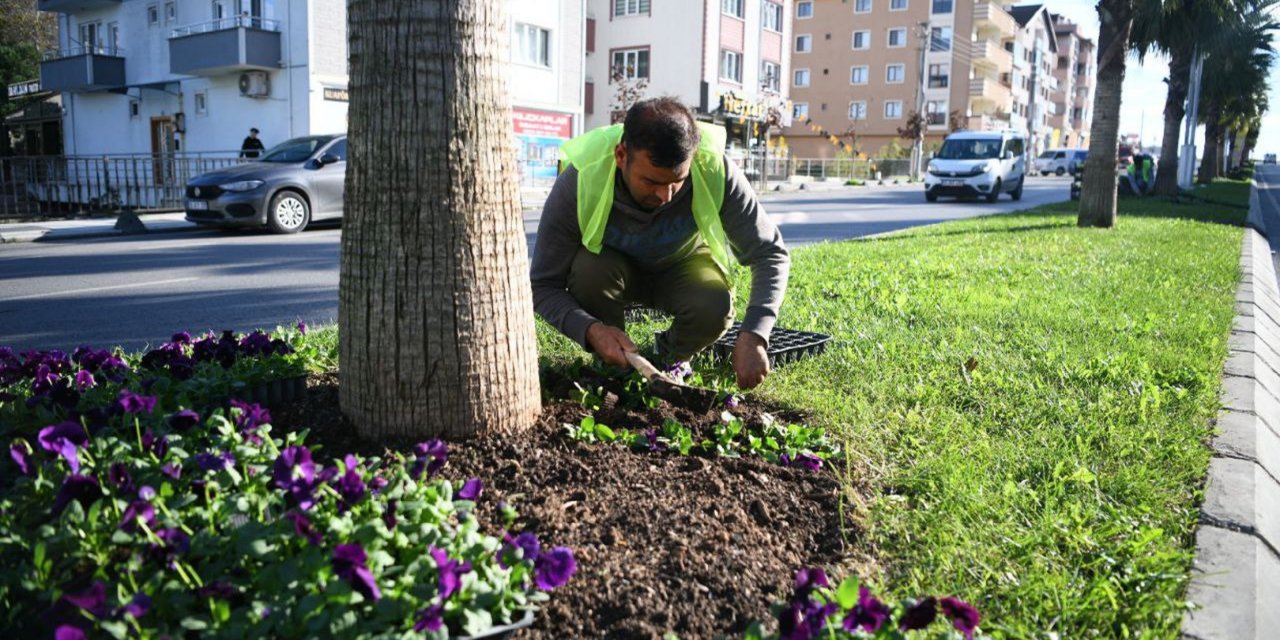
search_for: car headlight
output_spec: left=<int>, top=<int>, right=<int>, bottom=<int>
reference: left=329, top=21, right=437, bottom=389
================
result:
left=927, top=162, right=938, bottom=173
left=220, top=180, right=264, bottom=192
left=981, top=163, right=993, bottom=173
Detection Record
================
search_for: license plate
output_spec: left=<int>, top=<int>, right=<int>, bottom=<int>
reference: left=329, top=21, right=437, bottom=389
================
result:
left=942, top=179, right=964, bottom=186
left=187, top=200, right=209, bottom=210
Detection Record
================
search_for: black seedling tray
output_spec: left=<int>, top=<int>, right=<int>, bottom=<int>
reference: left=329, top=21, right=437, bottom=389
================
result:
left=624, top=302, right=671, bottom=323
left=710, top=323, right=832, bottom=366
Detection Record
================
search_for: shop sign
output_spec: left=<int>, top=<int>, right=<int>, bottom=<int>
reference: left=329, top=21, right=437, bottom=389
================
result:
left=512, top=108, right=573, bottom=139
left=7, top=80, right=41, bottom=99
left=323, top=87, right=349, bottom=102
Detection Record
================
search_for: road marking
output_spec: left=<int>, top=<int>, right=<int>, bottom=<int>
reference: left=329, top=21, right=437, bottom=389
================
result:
left=0, top=277, right=199, bottom=303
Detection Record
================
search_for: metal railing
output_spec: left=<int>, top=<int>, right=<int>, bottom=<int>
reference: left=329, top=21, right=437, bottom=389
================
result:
left=42, top=45, right=124, bottom=60
left=790, top=157, right=914, bottom=181
left=0, top=152, right=247, bottom=218
left=170, top=15, right=281, bottom=38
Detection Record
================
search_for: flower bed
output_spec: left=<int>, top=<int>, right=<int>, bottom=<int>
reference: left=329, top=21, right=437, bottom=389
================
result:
left=1, top=328, right=573, bottom=638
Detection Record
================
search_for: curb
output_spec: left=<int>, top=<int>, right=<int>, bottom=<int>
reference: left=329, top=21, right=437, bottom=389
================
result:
left=0, top=216, right=205, bottom=243
left=1181, top=228, right=1280, bottom=639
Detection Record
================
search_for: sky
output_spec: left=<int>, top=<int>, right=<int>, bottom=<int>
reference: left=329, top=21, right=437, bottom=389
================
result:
left=1046, top=0, right=1280, bottom=157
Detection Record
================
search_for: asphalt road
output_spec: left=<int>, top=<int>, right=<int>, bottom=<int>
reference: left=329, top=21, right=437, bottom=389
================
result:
left=0, top=176, right=1073, bottom=353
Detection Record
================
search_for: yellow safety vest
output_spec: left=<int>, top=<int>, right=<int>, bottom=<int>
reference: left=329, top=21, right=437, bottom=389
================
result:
left=558, top=122, right=732, bottom=273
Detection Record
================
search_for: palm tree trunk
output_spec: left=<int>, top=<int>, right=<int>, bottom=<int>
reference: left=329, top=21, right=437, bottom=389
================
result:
left=1197, top=100, right=1223, bottom=183
left=1079, top=0, right=1134, bottom=228
left=1154, top=47, right=1191, bottom=195
left=340, top=0, right=542, bottom=439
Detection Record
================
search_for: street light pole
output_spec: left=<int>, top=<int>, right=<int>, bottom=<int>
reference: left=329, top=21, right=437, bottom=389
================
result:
left=911, top=22, right=930, bottom=181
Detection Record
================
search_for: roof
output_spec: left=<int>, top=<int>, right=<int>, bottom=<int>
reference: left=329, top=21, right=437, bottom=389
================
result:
left=1006, top=4, right=1044, bottom=28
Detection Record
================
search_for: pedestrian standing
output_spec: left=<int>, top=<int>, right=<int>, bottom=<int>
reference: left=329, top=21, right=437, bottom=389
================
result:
left=240, top=128, right=265, bottom=159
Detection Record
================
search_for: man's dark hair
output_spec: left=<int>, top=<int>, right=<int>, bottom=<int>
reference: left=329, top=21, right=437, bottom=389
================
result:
left=621, top=97, right=700, bottom=169
left=250, top=128, right=259, bottom=134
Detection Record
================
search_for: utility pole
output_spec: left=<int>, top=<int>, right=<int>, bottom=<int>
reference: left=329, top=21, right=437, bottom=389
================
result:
left=1178, top=48, right=1205, bottom=190
left=911, top=22, right=930, bottom=181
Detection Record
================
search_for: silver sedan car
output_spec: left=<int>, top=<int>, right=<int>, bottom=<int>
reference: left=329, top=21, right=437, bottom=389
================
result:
left=185, top=134, right=346, bottom=233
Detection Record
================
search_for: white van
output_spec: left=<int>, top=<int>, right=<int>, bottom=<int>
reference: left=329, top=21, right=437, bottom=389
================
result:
left=1034, top=148, right=1088, bottom=175
left=924, top=130, right=1026, bottom=202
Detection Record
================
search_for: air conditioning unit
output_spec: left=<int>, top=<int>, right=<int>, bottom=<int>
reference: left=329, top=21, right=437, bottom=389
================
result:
left=238, top=71, right=270, bottom=98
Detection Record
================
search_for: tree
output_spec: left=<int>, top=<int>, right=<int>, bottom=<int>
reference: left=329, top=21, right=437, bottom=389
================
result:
left=0, top=0, right=57, bottom=159
left=340, top=0, right=541, bottom=439
left=1078, top=0, right=1135, bottom=228
left=1196, top=12, right=1275, bottom=182
left=609, top=64, right=648, bottom=124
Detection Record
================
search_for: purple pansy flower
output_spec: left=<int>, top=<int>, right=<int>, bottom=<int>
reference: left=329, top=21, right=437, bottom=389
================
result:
left=534, top=547, right=576, bottom=590
left=119, top=500, right=156, bottom=532
left=940, top=596, right=981, bottom=639
left=196, top=450, right=235, bottom=472
left=166, top=410, right=201, bottom=431
left=429, top=546, right=473, bottom=600
left=725, top=394, right=741, bottom=409
left=9, top=440, right=33, bottom=476
left=664, top=360, right=694, bottom=382
left=171, top=331, right=192, bottom=345
left=52, top=474, right=102, bottom=516
left=38, top=421, right=88, bottom=473
left=148, top=527, right=191, bottom=565
left=74, top=370, right=95, bottom=391
left=107, top=462, right=134, bottom=494
left=413, top=604, right=444, bottom=632
left=843, top=586, right=891, bottom=634
left=644, top=429, right=667, bottom=451
left=333, top=454, right=366, bottom=511
left=383, top=500, right=398, bottom=531
left=369, top=475, right=389, bottom=493
left=274, top=446, right=318, bottom=510
left=794, top=567, right=830, bottom=596
left=62, top=581, right=108, bottom=617
left=332, top=543, right=381, bottom=601
left=116, top=389, right=157, bottom=414
left=502, top=531, right=541, bottom=567
left=161, top=462, right=182, bottom=480
left=285, top=511, right=323, bottom=546
left=137, top=485, right=156, bottom=500
left=456, top=477, right=483, bottom=501
left=899, top=596, right=938, bottom=631
left=411, top=440, right=448, bottom=480
left=297, top=320, right=307, bottom=335
left=121, top=593, right=151, bottom=619
left=54, top=626, right=86, bottom=640
left=780, top=452, right=823, bottom=471
left=141, top=429, right=169, bottom=458
left=196, top=581, right=236, bottom=600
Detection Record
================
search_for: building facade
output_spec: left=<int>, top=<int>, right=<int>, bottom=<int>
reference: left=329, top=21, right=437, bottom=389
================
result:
left=1049, top=13, right=1093, bottom=149
left=781, top=0, right=1026, bottom=159
left=1005, top=4, right=1057, bottom=155
left=38, top=0, right=583, bottom=182
left=584, top=0, right=792, bottom=156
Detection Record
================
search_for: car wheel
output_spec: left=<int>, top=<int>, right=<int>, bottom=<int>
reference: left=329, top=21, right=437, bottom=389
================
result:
left=1055, top=166, right=1066, bottom=176
left=267, top=190, right=310, bottom=234
left=1011, top=177, right=1024, bottom=201
left=925, top=192, right=938, bottom=202
left=986, top=179, right=1001, bottom=203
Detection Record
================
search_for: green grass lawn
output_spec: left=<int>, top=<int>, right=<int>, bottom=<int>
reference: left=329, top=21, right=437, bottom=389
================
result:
left=537, top=182, right=1250, bottom=637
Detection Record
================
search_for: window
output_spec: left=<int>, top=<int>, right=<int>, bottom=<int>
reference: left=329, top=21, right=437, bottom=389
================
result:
left=720, top=49, right=742, bottom=83
left=926, top=100, right=947, bottom=126
left=164, top=1, right=176, bottom=23
left=762, top=1, right=783, bottom=31
left=928, top=63, right=949, bottom=88
left=513, top=23, right=551, bottom=67
left=194, top=92, right=208, bottom=115
left=107, top=22, right=119, bottom=51
left=793, top=102, right=809, bottom=119
left=326, top=139, right=348, bottom=161
left=793, top=68, right=810, bottom=87
left=612, top=48, right=649, bottom=79
left=796, top=1, right=813, bottom=18
left=848, top=101, right=867, bottom=120
left=850, top=65, right=868, bottom=84
left=891, top=0, right=908, bottom=9
left=129, top=100, right=139, bottom=118
left=79, top=22, right=100, bottom=52
left=795, top=34, right=812, bottom=52
left=884, top=100, right=903, bottom=118
left=886, top=64, right=904, bottom=83
left=722, top=0, right=745, bottom=18
left=213, top=0, right=228, bottom=19
left=929, top=26, right=952, bottom=52
left=613, top=0, right=649, bottom=17
left=887, top=28, right=906, bottom=47
left=852, top=31, right=870, bottom=49
left=147, top=4, right=159, bottom=26
left=932, top=0, right=952, bottom=13
left=855, top=0, right=872, bottom=13
left=762, top=61, right=780, bottom=91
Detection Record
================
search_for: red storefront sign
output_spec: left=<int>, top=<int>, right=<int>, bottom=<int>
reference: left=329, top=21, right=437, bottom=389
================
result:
left=512, top=108, right=573, bottom=139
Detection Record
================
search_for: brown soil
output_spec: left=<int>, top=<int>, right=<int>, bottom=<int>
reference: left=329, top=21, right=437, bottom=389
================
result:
left=271, top=371, right=867, bottom=640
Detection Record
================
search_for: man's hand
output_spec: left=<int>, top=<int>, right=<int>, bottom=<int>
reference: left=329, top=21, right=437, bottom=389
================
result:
left=732, top=330, right=770, bottom=389
left=586, top=322, right=637, bottom=368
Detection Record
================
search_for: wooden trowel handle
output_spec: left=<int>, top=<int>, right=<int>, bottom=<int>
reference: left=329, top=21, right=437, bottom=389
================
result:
left=624, top=351, right=663, bottom=379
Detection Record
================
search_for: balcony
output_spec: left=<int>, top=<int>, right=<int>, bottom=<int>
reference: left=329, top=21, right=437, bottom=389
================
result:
left=37, top=0, right=120, bottom=12
left=969, top=76, right=1011, bottom=110
left=39, top=46, right=126, bottom=92
left=973, top=0, right=1017, bottom=38
left=967, top=113, right=1011, bottom=131
left=971, top=40, right=1013, bottom=75
left=169, top=17, right=282, bottom=76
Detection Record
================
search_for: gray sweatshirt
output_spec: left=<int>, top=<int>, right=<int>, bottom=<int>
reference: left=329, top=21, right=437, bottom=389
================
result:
left=530, top=158, right=790, bottom=348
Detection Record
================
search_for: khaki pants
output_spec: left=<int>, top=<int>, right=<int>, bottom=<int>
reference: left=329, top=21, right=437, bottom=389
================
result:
left=568, top=245, right=733, bottom=361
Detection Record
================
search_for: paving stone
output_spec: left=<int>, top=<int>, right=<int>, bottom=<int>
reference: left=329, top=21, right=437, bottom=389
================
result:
left=1213, top=411, right=1280, bottom=482
left=1182, top=526, right=1280, bottom=640
left=1200, top=457, right=1280, bottom=552
left=1225, top=351, right=1280, bottom=399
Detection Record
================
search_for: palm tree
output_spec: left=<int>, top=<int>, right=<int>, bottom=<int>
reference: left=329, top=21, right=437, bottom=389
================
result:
left=1078, top=0, right=1136, bottom=228
left=340, top=0, right=542, bottom=438
left=1196, top=15, right=1275, bottom=183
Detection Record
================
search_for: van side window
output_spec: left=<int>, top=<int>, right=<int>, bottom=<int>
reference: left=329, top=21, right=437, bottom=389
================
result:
left=1003, top=138, right=1025, bottom=156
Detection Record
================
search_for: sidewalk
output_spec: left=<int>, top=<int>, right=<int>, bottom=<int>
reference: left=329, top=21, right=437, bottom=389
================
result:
left=0, top=179, right=923, bottom=244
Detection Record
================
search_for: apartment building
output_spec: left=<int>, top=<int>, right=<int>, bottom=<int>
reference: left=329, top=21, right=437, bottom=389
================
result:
left=38, top=0, right=583, bottom=179
left=781, top=0, right=1022, bottom=159
left=584, top=0, right=792, bottom=154
left=1005, top=4, right=1057, bottom=155
left=1049, top=13, right=1093, bottom=149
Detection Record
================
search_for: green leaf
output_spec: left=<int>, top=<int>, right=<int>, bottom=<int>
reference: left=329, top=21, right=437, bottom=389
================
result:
left=836, top=576, right=861, bottom=610
left=462, top=608, right=494, bottom=635
left=180, top=617, right=210, bottom=631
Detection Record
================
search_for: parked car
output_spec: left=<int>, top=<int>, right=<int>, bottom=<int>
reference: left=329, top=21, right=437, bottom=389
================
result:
left=185, top=134, right=347, bottom=233
left=1265, top=153, right=1277, bottom=164
left=1034, top=148, right=1088, bottom=176
left=924, top=130, right=1026, bottom=203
